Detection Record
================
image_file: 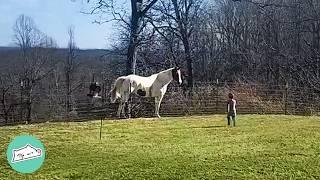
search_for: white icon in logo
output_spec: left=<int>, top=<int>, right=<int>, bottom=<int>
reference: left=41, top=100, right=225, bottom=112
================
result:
left=12, top=144, right=42, bottom=163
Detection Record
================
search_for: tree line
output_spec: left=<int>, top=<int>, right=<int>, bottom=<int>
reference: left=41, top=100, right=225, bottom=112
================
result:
left=89, top=0, right=320, bottom=87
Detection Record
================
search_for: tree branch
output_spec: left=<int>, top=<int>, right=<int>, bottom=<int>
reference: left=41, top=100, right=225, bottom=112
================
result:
left=142, top=0, right=159, bottom=15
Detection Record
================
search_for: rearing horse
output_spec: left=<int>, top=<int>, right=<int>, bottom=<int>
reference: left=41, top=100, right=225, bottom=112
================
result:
left=110, top=67, right=182, bottom=118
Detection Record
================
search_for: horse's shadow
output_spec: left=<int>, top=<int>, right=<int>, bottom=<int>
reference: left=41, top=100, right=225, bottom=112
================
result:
left=191, top=125, right=225, bottom=129
left=169, top=125, right=225, bottom=130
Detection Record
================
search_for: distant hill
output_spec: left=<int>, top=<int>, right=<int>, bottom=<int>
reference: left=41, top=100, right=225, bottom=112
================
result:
left=0, top=46, right=125, bottom=73
left=0, top=46, right=19, bottom=51
left=0, top=46, right=122, bottom=62
left=0, top=46, right=112, bottom=56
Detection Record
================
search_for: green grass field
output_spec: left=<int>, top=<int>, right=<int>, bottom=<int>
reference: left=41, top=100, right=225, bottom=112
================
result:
left=1, top=115, right=320, bottom=179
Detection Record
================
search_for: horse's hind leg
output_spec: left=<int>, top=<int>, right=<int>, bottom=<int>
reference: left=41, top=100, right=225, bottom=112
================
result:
left=123, top=93, right=131, bottom=119
left=118, top=79, right=131, bottom=119
left=117, top=100, right=124, bottom=118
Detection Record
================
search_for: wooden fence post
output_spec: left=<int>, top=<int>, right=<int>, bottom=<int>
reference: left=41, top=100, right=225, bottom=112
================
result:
left=20, top=80, right=23, bottom=122
left=216, top=79, right=219, bottom=113
left=100, top=117, right=103, bottom=140
left=101, top=83, right=105, bottom=103
left=128, top=82, right=132, bottom=119
left=284, top=82, right=288, bottom=115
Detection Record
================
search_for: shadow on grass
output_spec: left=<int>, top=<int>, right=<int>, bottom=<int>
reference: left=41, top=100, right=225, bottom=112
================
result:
left=169, top=125, right=225, bottom=130
left=192, top=125, right=225, bottom=129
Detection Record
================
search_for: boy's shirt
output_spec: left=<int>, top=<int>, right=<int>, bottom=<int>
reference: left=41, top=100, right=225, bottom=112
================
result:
left=227, top=99, right=237, bottom=115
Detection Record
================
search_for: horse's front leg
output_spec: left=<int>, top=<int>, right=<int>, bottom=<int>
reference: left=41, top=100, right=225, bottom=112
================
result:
left=155, top=95, right=164, bottom=118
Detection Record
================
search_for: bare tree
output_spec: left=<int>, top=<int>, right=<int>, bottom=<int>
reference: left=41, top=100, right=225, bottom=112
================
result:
left=0, top=73, right=18, bottom=124
left=171, top=0, right=201, bottom=87
left=13, top=14, right=58, bottom=123
left=150, top=0, right=202, bottom=87
left=88, top=0, right=159, bottom=75
left=65, top=26, right=78, bottom=112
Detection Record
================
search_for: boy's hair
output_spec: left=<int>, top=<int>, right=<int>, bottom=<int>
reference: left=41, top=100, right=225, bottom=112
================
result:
left=228, top=93, right=234, bottom=99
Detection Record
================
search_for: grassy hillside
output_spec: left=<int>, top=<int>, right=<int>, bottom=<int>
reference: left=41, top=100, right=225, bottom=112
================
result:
left=0, top=115, right=320, bottom=179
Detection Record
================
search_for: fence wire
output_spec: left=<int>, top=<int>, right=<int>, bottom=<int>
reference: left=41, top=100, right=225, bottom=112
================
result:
left=1, top=82, right=319, bottom=125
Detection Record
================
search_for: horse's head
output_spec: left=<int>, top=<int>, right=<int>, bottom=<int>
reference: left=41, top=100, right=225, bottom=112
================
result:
left=172, top=66, right=182, bottom=85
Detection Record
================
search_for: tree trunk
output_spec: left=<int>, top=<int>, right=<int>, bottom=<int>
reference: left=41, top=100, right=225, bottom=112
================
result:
left=172, top=0, right=194, bottom=87
left=66, top=71, right=71, bottom=112
left=127, top=40, right=138, bottom=75
left=26, top=87, right=32, bottom=123
left=183, top=39, right=194, bottom=87
left=127, top=0, right=142, bottom=75
left=1, top=89, right=8, bottom=123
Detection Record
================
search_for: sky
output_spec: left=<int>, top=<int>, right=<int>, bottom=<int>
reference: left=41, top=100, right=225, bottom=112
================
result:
left=0, top=0, right=118, bottom=49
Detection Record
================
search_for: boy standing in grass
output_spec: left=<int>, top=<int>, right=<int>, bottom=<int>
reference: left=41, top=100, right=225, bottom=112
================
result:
left=227, top=93, right=236, bottom=126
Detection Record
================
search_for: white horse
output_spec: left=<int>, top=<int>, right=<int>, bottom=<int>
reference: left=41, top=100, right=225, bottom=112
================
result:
left=110, top=67, right=182, bottom=118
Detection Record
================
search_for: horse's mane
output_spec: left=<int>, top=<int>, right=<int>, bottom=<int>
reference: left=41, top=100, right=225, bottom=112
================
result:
left=152, top=67, right=174, bottom=78
left=132, top=67, right=174, bottom=78
left=158, top=67, right=174, bottom=74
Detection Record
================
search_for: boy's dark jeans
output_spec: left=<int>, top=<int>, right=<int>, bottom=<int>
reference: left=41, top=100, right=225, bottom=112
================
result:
left=227, top=112, right=236, bottom=126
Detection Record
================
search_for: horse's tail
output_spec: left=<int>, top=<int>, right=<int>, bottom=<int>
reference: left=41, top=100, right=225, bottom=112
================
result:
left=110, top=77, right=125, bottom=103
